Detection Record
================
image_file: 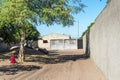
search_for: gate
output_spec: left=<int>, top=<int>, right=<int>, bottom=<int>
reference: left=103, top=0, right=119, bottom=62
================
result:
left=64, top=39, right=77, bottom=49
left=50, top=39, right=77, bottom=50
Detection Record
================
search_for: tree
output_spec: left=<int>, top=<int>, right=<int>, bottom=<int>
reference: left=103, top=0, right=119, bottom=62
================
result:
left=0, top=0, right=86, bottom=63
left=25, top=24, right=40, bottom=41
left=0, top=0, right=36, bottom=62
left=0, top=23, right=39, bottom=45
left=25, top=24, right=40, bottom=49
left=0, top=24, right=20, bottom=44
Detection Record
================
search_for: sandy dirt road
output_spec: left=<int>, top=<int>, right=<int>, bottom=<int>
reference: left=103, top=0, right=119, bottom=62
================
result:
left=0, top=49, right=105, bottom=80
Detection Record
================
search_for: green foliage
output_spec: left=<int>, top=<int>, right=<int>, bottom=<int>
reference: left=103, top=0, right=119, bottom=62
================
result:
left=0, top=0, right=85, bottom=43
left=26, top=0, right=86, bottom=26
left=0, top=24, right=40, bottom=44
left=0, top=0, right=4, bottom=6
left=0, top=0, right=35, bottom=27
left=0, top=25, right=20, bottom=44
left=0, top=0, right=37, bottom=43
left=0, top=0, right=85, bottom=62
left=25, top=24, right=40, bottom=41
left=100, top=0, right=111, bottom=4
left=107, top=0, right=111, bottom=3
left=80, top=22, right=94, bottom=39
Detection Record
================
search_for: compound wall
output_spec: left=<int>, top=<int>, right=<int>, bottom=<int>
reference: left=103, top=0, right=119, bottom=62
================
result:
left=83, top=0, right=120, bottom=80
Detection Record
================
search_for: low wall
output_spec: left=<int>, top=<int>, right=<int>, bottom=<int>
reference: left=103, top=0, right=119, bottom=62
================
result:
left=83, top=0, right=120, bottom=80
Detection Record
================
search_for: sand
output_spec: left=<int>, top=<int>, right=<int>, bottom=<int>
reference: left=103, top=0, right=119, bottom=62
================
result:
left=0, top=49, right=105, bottom=80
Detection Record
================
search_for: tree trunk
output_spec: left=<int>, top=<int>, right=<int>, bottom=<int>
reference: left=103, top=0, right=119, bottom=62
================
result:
left=18, top=29, right=25, bottom=63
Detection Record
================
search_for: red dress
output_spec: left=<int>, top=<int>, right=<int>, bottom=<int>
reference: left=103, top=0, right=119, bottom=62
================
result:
left=10, top=55, right=15, bottom=64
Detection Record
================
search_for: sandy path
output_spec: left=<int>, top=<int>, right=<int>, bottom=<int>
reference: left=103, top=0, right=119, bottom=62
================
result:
left=0, top=59, right=105, bottom=80
left=25, top=59, right=105, bottom=80
left=0, top=49, right=105, bottom=80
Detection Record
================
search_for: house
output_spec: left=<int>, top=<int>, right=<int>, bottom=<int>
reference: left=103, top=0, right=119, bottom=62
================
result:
left=38, top=33, right=78, bottom=50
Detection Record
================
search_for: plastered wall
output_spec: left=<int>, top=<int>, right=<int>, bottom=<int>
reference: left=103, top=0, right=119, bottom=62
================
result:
left=83, top=0, right=120, bottom=80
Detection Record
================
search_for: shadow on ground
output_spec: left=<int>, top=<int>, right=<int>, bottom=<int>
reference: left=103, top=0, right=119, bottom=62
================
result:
left=48, top=50, right=58, bottom=53
left=0, top=47, right=89, bottom=65
left=0, top=65, right=42, bottom=75
left=0, top=47, right=48, bottom=60
left=25, top=54, right=89, bottom=64
left=0, top=54, right=10, bottom=60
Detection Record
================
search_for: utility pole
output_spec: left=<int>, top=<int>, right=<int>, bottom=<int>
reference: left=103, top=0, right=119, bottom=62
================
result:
left=78, top=20, right=80, bottom=38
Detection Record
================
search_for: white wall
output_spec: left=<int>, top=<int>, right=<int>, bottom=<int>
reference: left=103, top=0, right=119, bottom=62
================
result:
left=83, top=0, right=120, bottom=80
left=38, top=34, right=70, bottom=50
left=83, top=34, right=86, bottom=53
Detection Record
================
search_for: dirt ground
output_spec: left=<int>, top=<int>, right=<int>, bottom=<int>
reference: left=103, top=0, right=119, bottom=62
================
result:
left=0, top=49, right=105, bottom=80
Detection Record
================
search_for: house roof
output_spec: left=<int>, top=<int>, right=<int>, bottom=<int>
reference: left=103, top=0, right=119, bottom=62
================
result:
left=38, top=33, right=71, bottom=40
left=42, top=33, right=70, bottom=37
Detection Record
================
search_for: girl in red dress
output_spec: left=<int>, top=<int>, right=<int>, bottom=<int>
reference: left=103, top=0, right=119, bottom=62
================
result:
left=10, top=54, right=15, bottom=64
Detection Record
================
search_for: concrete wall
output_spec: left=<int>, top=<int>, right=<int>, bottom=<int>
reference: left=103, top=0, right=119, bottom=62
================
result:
left=83, top=34, right=86, bottom=53
left=83, top=0, right=120, bottom=80
left=38, top=40, right=50, bottom=49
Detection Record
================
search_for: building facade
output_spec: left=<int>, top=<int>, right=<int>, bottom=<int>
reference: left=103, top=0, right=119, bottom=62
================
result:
left=38, top=33, right=78, bottom=50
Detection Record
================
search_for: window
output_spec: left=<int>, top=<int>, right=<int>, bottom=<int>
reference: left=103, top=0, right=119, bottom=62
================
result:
left=43, top=40, right=48, bottom=43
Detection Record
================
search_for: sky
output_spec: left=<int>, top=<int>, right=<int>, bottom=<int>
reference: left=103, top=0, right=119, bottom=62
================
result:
left=36, top=0, right=107, bottom=39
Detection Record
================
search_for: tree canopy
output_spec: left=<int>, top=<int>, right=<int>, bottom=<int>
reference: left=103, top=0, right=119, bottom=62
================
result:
left=26, top=0, right=86, bottom=26
left=0, top=24, right=40, bottom=44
